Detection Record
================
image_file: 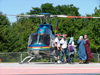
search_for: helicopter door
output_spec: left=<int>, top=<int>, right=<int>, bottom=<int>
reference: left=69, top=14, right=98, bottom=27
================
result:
left=39, top=34, right=50, bottom=46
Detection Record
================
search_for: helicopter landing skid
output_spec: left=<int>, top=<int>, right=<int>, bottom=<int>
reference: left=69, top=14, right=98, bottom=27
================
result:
left=19, top=56, right=35, bottom=64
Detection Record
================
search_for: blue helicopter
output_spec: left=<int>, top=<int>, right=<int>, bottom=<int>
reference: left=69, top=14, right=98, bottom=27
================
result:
left=27, top=13, right=56, bottom=57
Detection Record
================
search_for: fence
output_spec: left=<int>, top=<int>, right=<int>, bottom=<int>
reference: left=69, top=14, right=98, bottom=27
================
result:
left=0, top=52, right=100, bottom=63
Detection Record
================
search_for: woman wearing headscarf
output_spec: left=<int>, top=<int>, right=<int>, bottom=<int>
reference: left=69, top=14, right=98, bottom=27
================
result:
left=77, top=36, right=87, bottom=64
left=84, top=35, right=93, bottom=64
left=68, top=37, right=76, bottom=64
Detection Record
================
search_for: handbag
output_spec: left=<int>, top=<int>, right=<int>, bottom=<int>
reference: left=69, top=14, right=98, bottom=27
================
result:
left=69, top=43, right=74, bottom=52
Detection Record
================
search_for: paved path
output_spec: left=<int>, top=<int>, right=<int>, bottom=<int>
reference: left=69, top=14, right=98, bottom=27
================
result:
left=0, top=62, right=100, bottom=75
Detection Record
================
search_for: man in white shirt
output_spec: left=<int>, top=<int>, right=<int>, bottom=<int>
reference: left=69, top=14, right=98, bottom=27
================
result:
left=55, top=33, right=61, bottom=63
left=60, top=34, right=69, bottom=63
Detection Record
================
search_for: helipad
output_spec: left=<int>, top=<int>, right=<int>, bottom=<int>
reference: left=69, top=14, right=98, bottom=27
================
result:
left=0, top=62, right=100, bottom=75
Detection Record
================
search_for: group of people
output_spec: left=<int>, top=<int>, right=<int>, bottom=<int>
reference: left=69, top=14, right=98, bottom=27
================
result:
left=54, top=34, right=93, bottom=64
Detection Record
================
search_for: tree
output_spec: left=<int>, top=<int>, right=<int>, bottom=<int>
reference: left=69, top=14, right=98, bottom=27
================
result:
left=55, top=4, right=80, bottom=15
left=41, top=3, right=55, bottom=14
left=8, top=18, right=38, bottom=52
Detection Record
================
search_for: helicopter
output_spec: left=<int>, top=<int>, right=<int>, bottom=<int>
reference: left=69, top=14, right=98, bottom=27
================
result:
left=3, top=13, right=100, bottom=64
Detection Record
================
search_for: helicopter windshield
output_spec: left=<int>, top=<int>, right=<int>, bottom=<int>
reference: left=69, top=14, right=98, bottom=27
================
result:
left=28, top=34, right=38, bottom=45
left=28, top=33, right=50, bottom=46
left=39, top=34, right=50, bottom=46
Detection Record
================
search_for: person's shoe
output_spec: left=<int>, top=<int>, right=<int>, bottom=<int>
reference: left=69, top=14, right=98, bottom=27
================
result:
left=84, top=62, right=89, bottom=64
left=55, top=60, right=57, bottom=62
left=57, top=60, right=62, bottom=64
left=64, top=59, right=67, bottom=62
left=58, top=60, right=63, bottom=64
left=55, top=60, right=57, bottom=64
left=86, top=62, right=89, bottom=64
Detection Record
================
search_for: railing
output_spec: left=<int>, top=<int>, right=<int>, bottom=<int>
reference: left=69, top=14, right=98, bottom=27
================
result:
left=0, top=52, right=99, bottom=62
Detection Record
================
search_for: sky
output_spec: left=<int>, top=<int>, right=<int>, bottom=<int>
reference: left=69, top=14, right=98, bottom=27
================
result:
left=0, top=0, right=100, bottom=23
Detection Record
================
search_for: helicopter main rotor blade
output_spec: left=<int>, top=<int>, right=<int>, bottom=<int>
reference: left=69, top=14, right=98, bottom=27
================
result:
left=3, top=14, right=44, bottom=17
left=50, top=15, right=100, bottom=18
left=67, top=16, right=100, bottom=18
left=2, top=14, right=100, bottom=18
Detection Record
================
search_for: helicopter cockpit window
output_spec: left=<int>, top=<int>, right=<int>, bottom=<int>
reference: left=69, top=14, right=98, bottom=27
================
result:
left=28, top=33, right=50, bottom=46
left=39, top=34, right=50, bottom=46
left=32, top=34, right=38, bottom=44
left=28, top=34, right=38, bottom=45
